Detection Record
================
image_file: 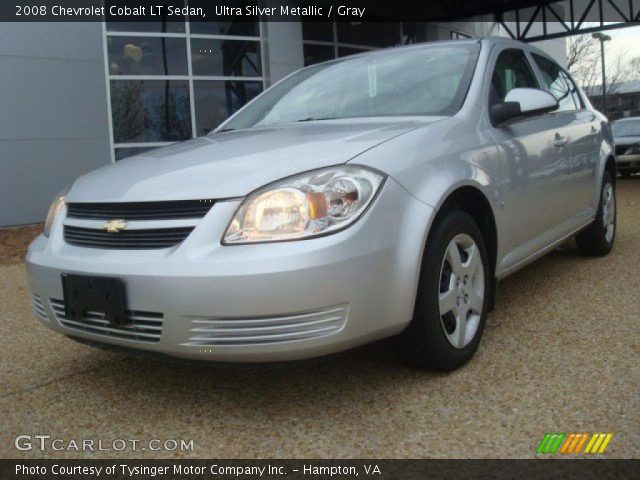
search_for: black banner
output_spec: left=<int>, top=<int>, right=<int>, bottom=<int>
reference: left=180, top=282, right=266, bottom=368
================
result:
left=2, top=0, right=639, bottom=22
left=2, top=459, right=639, bottom=480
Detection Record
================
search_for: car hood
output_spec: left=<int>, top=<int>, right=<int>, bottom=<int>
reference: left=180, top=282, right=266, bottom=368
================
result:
left=614, top=135, right=640, bottom=146
left=68, top=118, right=442, bottom=202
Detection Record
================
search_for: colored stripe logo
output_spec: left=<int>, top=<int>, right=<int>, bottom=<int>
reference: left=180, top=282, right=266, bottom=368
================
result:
left=537, top=433, right=613, bottom=454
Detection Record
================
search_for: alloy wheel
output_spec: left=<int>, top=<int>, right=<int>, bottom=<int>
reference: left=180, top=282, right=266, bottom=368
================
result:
left=602, top=183, right=615, bottom=243
left=438, top=233, right=484, bottom=349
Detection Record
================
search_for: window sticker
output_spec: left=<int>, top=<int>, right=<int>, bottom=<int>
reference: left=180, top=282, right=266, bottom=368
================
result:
left=368, top=64, right=377, bottom=97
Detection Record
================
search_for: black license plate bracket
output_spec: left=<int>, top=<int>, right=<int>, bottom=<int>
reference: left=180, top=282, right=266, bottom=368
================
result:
left=62, top=274, right=127, bottom=326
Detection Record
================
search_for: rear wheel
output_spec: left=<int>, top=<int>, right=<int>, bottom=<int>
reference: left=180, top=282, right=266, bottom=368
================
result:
left=395, top=210, right=490, bottom=371
left=575, top=171, right=616, bottom=256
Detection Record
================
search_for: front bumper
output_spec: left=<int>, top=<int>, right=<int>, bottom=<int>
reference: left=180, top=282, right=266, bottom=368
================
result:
left=616, top=154, right=640, bottom=173
left=26, top=178, right=433, bottom=362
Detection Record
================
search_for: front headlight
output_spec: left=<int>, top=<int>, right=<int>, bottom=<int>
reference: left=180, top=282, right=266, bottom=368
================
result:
left=223, top=166, right=385, bottom=244
left=43, top=185, right=71, bottom=237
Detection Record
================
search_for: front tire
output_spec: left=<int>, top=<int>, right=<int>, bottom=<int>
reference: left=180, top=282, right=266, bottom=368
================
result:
left=395, top=210, right=490, bottom=371
left=575, top=171, right=616, bottom=256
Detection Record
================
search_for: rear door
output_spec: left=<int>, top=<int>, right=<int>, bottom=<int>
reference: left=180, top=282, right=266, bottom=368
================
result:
left=486, top=47, right=573, bottom=270
left=530, top=52, right=599, bottom=221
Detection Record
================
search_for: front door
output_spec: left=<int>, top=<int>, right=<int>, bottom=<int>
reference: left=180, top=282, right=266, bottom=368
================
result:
left=486, top=47, right=573, bottom=271
left=530, top=52, right=599, bottom=222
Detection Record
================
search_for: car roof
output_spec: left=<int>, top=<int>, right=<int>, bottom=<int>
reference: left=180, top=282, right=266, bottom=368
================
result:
left=312, top=36, right=548, bottom=63
left=331, top=38, right=480, bottom=59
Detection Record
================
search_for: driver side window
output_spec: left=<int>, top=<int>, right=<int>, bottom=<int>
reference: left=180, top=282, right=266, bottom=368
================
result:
left=490, top=49, right=539, bottom=107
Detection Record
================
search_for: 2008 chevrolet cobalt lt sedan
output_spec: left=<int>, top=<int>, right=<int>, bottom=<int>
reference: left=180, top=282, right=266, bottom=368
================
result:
left=27, top=38, right=616, bottom=371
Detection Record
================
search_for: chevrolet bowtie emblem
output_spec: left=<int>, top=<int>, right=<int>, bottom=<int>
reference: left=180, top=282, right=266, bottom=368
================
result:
left=103, top=219, right=127, bottom=233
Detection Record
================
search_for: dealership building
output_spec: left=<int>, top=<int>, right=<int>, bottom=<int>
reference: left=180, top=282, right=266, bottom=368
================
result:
left=0, top=16, right=565, bottom=227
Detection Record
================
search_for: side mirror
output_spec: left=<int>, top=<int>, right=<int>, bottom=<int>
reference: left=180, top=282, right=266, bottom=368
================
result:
left=491, top=88, right=559, bottom=126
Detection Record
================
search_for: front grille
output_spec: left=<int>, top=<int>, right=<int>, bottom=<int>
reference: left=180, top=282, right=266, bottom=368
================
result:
left=50, top=298, right=163, bottom=343
left=616, top=145, right=628, bottom=156
left=182, top=305, right=348, bottom=346
left=67, top=200, right=214, bottom=220
left=64, top=225, right=193, bottom=249
left=618, top=161, right=631, bottom=167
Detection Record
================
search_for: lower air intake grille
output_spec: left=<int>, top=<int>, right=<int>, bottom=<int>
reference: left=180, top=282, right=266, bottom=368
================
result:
left=50, top=298, right=163, bottom=343
left=64, top=225, right=193, bottom=249
left=31, top=293, right=48, bottom=321
left=182, top=305, right=348, bottom=346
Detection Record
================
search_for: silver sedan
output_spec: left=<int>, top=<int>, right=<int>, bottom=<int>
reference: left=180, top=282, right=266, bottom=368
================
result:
left=27, top=38, right=616, bottom=371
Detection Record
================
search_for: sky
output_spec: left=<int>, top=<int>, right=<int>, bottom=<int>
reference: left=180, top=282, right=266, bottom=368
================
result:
left=582, top=24, right=640, bottom=82
left=559, top=24, right=640, bottom=85
left=604, top=25, right=640, bottom=62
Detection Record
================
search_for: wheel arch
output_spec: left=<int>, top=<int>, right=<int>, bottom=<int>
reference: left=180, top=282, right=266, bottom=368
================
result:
left=426, top=183, right=499, bottom=312
left=605, top=155, right=616, bottom=186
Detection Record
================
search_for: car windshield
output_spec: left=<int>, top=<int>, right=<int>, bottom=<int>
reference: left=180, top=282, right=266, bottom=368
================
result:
left=612, top=119, right=640, bottom=137
left=220, top=43, right=480, bottom=131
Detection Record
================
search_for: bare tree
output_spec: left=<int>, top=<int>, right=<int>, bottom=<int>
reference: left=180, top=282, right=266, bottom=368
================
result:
left=607, top=54, right=635, bottom=95
left=566, top=34, right=598, bottom=73
left=567, top=34, right=637, bottom=111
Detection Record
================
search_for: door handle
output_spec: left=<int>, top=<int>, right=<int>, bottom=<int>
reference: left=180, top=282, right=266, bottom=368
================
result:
left=553, top=133, right=567, bottom=148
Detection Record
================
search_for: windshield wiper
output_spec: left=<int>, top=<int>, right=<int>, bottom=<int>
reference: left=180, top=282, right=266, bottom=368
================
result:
left=296, top=117, right=339, bottom=122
